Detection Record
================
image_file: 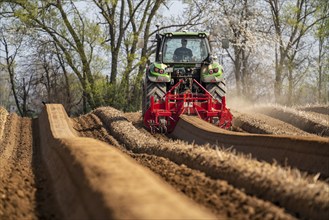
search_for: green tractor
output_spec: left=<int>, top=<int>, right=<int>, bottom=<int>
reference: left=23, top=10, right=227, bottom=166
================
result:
left=142, top=31, right=232, bottom=133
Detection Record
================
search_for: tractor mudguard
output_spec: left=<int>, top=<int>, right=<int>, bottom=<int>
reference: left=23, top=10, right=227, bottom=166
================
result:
left=201, top=62, right=224, bottom=83
left=201, top=74, right=225, bottom=83
left=147, top=62, right=171, bottom=83
left=147, top=74, right=171, bottom=83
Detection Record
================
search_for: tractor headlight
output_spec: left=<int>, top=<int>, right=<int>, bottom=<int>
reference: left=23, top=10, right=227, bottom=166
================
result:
left=154, top=67, right=165, bottom=74
left=198, top=33, right=206, bottom=38
left=208, top=67, right=220, bottom=74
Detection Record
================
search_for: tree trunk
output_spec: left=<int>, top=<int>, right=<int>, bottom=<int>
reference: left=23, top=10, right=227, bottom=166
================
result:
left=233, top=47, right=242, bottom=96
left=274, top=47, right=285, bottom=103
left=4, top=49, right=22, bottom=116
left=56, top=47, right=72, bottom=114
left=287, top=67, right=293, bottom=105
left=318, top=37, right=324, bottom=103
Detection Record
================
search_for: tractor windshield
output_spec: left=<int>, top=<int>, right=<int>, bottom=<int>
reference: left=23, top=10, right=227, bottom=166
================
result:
left=162, top=37, right=209, bottom=63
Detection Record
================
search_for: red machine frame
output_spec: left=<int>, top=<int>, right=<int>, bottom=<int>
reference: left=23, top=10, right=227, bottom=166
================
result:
left=143, top=79, right=233, bottom=133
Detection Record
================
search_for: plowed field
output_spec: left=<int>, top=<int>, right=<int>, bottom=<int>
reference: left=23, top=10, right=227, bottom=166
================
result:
left=0, top=104, right=328, bottom=220
left=0, top=113, right=60, bottom=219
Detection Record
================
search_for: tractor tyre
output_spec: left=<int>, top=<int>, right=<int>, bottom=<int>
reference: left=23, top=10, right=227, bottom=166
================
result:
left=205, top=80, right=226, bottom=103
left=142, top=78, right=166, bottom=116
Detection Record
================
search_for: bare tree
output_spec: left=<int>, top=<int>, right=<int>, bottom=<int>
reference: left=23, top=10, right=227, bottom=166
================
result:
left=0, top=28, right=24, bottom=115
left=266, top=0, right=329, bottom=104
left=1, top=0, right=107, bottom=111
left=315, top=0, right=329, bottom=103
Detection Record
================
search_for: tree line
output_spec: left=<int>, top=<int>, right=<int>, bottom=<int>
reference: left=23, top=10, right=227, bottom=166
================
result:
left=0, top=0, right=328, bottom=116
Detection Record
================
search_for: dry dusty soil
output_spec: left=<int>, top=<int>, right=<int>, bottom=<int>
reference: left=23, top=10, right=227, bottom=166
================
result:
left=248, top=104, right=329, bottom=137
left=0, top=104, right=328, bottom=220
left=0, top=112, right=60, bottom=220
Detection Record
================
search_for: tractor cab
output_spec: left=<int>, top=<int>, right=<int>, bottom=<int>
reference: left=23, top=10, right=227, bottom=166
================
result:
left=157, top=32, right=211, bottom=65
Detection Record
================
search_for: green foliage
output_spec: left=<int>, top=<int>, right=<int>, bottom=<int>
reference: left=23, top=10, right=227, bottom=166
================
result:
left=1, top=0, right=328, bottom=116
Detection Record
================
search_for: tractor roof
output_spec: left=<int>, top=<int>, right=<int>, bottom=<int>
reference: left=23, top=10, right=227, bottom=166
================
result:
left=162, top=32, right=209, bottom=37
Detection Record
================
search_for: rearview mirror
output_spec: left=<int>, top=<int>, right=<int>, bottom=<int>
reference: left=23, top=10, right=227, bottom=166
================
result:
left=208, top=35, right=216, bottom=42
left=222, top=38, right=229, bottom=49
left=137, top=38, right=144, bottom=48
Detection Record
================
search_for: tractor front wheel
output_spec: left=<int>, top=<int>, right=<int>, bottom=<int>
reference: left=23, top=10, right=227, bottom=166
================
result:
left=142, top=77, right=166, bottom=116
left=205, top=80, right=226, bottom=103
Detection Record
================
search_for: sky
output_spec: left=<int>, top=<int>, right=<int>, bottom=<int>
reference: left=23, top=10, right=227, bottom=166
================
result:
left=162, top=0, right=185, bottom=16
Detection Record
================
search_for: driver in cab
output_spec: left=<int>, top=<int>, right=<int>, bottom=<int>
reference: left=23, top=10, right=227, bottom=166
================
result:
left=173, top=38, right=193, bottom=61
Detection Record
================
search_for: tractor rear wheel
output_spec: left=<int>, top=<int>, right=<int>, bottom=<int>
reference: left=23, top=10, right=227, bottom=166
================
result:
left=142, top=78, right=166, bottom=116
left=205, top=80, right=226, bottom=103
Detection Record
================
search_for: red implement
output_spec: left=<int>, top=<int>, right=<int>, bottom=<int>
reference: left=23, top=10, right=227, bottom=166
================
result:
left=143, top=79, right=233, bottom=133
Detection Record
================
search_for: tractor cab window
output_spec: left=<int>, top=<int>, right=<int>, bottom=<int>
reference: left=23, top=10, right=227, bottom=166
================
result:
left=162, top=37, right=209, bottom=63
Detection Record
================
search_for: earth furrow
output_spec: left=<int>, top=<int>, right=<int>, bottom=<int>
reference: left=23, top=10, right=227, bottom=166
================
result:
left=73, top=112, right=295, bottom=220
